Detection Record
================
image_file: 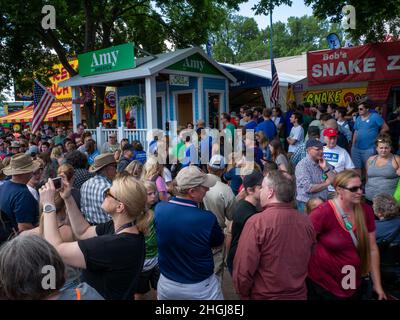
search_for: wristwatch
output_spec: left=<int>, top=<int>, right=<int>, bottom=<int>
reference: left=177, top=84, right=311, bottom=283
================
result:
left=324, top=168, right=331, bottom=174
left=43, top=203, right=56, bottom=214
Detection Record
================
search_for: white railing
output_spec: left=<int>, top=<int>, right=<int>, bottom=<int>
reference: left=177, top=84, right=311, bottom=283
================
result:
left=85, top=125, right=148, bottom=150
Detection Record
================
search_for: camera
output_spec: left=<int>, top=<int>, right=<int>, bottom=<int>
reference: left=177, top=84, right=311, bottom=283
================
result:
left=52, top=177, right=62, bottom=190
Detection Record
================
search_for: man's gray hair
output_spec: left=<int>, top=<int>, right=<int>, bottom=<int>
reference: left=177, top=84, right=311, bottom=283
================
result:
left=264, top=170, right=296, bottom=203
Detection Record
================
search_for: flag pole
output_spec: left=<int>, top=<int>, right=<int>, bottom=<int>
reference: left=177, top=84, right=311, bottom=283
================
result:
left=269, top=2, right=274, bottom=106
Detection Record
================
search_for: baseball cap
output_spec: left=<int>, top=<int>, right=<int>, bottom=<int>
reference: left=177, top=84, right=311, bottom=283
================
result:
left=243, top=171, right=264, bottom=189
left=209, top=155, right=225, bottom=170
left=109, top=133, right=117, bottom=138
left=306, top=139, right=325, bottom=149
left=323, top=128, right=338, bottom=137
left=176, top=166, right=217, bottom=190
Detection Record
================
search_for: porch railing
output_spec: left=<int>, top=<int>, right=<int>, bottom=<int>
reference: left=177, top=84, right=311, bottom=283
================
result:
left=85, top=124, right=148, bottom=150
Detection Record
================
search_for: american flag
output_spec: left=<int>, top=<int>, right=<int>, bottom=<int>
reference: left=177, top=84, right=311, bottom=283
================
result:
left=270, top=59, right=280, bottom=105
left=31, top=80, right=55, bottom=133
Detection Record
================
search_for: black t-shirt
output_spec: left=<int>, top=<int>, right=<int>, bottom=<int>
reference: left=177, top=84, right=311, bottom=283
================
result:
left=78, top=221, right=145, bottom=300
left=227, top=200, right=257, bottom=272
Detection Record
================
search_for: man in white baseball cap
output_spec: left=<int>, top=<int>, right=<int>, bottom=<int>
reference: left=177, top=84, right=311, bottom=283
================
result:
left=154, top=165, right=225, bottom=300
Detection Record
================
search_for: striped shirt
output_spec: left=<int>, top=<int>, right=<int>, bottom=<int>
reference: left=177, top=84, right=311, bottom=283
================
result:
left=295, top=155, right=333, bottom=202
left=80, top=174, right=112, bottom=225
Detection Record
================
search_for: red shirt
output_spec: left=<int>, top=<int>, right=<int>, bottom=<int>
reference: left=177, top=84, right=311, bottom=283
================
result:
left=233, top=203, right=316, bottom=300
left=308, top=202, right=376, bottom=298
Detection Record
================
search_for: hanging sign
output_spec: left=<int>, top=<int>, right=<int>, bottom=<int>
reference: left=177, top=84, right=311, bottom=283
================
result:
left=169, top=75, right=189, bottom=86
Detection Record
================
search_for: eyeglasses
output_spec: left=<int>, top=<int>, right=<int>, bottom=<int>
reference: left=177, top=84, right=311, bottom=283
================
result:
left=104, top=188, right=121, bottom=202
left=341, top=185, right=363, bottom=193
left=358, top=108, right=365, bottom=111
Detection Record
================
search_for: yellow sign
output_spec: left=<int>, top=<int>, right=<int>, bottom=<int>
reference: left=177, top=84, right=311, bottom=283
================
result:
left=302, top=87, right=367, bottom=106
left=47, top=59, right=78, bottom=100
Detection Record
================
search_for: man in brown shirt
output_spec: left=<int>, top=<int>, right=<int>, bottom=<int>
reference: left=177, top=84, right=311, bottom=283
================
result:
left=233, top=170, right=316, bottom=300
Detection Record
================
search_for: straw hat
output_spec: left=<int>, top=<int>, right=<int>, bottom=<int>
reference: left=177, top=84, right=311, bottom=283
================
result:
left=2, top=153, right=41, bottom=176
left=89, top=153, right=116, bottom=173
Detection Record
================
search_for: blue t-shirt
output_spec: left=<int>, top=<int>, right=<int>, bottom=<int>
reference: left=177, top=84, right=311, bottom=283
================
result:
left=181, top=144, right=198, bottom=168
left=245, top=120, right=258, bottom=130
left=0, top=180, right=39, bottom=228
left=131, top=150, right=147, bottom=164
left=223, top=168, right=243, bottom=196
left=87, top=150, right=100, bottom=165
left=354, top=113, right=384, bottom=150
left=255, top=119, right=277, bottom=140
left=154, top=197, right=224, bottom=283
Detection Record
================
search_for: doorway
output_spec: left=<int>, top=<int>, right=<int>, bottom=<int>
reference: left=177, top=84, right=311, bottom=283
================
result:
left=207, top=92, right=223, bottom=130
left=177, top=93, right=193, bottom=127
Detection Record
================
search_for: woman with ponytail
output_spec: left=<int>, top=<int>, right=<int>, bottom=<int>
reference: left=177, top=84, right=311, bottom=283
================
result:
left=39, top=174, right=150, bottom=300
left=307, top=170, right=386, bottom=300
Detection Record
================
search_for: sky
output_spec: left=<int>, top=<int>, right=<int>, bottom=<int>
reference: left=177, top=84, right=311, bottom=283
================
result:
left=238, top=0, right=314, bottom=29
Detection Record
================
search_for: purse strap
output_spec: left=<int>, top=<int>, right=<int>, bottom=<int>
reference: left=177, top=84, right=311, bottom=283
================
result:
left=331, top=199, right=359, bottom=248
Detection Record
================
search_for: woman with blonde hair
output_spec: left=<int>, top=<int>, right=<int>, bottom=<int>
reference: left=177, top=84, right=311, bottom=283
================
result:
left=307, top=170, right=386, bottom=300
left=141, top=156, right=169, bottom=201
left=39, top=174, right=150, bottom=300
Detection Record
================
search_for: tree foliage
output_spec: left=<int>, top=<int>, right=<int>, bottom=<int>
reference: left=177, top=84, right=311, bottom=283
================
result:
left=0, top=0, right=243, bottom=127
left=304, top=0, right=400, bottom=42
left=212, top=13, right=343, bottom=63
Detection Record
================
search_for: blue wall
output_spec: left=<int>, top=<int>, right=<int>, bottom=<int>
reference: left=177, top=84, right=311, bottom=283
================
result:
left=117, top=76, right=228, bottom=129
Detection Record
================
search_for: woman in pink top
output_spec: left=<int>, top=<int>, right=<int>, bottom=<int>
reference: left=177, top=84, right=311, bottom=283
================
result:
left=141, top=156, right=169, bottom=201
left=307, top=170, right=386, bottom=300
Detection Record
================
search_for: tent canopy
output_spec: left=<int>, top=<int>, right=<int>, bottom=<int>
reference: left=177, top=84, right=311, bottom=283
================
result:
left=0, top=101, right=72, bottom=124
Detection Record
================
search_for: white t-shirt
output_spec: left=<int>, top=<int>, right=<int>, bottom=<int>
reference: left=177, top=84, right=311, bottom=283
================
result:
left=288, top=125, right=304, bottom=153
left=323, top=145, right=355, bottom=191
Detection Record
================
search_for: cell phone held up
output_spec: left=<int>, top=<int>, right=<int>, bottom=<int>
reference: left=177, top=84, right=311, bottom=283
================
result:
left=52, top=177, right=62, bottom=190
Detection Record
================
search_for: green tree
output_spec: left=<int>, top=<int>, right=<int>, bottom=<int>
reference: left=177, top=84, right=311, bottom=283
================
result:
left=304, top=0, right=400, bottom=42
left=0, top=0, right=243, bottom=128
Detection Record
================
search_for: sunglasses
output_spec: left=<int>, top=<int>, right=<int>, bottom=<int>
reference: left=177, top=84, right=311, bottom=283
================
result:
left=104, top=188, right=121, bottom=202
left=358, top=108, right=365, bottom=111
left=341, top=185, right=363, bottom=193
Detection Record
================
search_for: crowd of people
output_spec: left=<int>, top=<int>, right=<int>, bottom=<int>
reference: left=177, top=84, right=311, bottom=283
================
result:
left=0, top=98, right=399, bottom=300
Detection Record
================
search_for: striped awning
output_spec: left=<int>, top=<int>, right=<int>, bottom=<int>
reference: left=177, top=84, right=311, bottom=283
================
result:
left=0, top=101, right=72, bottom=124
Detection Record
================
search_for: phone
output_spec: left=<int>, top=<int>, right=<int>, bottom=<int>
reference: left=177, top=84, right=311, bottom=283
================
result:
left=52, top=177, right=62, bottom=190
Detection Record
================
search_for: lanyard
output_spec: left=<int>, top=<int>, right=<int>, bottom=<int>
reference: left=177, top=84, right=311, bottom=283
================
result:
left=332, top=199, right=359, bottom=248
left=115, top=221, right=135, bottom=234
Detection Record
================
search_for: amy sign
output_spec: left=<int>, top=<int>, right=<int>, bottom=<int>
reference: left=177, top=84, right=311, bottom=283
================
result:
left=78, top=43, right=135, bottom=77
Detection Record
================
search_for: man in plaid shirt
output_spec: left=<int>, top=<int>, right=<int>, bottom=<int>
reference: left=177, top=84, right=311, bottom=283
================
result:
left=80, top=153, right=117, bottom=225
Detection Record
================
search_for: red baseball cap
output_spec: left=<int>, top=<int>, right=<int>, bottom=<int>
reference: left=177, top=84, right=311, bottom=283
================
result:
left=323, top=128, right=338, bottom=137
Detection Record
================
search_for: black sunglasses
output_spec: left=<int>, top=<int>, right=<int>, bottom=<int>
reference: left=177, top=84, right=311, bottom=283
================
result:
left=104, top=188, right=121, bottom=202
left=341, top=185, right=363, bottom=193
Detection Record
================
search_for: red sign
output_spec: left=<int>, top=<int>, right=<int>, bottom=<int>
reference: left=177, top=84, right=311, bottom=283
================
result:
left=307, top=41, right=400, bottom=86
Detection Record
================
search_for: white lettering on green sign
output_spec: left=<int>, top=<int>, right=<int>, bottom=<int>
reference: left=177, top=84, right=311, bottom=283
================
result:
left=182, top=58, right=205, bottom=72
left=91, top=50, right=120, bottom=68
left=78, top=43, right=135, bottom=77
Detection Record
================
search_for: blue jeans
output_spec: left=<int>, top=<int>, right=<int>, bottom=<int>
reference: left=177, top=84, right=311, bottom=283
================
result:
left=351, top=147, right=375, bottom=169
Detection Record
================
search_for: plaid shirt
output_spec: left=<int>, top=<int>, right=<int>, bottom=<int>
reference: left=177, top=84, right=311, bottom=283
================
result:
left=290, top=141, right=306, bottom=166
left=295, top=154, right=333, bottom=203
left=80, top=174, right=112, bottom=225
